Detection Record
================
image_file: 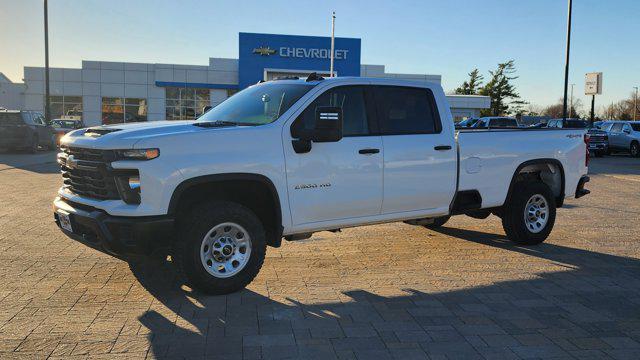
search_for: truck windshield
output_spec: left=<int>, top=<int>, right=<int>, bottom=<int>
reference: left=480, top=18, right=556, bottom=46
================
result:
left=197, top=82, right=314, bottom=125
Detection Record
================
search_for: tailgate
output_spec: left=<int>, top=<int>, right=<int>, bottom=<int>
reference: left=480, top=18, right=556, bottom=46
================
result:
left=0, top=113, right=29, bottom=141
left=0, top=124, right=28, bottom=140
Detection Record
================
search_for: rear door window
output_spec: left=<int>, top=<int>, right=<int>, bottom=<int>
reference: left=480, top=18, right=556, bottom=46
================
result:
left=373, top=86, right=441, bottom=135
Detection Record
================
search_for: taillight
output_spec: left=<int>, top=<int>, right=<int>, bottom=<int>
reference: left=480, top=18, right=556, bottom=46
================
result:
left=584, top=133, right=590, bottom=167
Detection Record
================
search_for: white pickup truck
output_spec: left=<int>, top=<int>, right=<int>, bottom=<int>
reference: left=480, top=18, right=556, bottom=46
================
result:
left=54, top=75, right=590, bottom=294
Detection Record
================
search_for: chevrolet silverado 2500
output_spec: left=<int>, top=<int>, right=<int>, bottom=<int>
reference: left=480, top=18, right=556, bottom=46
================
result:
left=54, top=75, right=590, bottom=294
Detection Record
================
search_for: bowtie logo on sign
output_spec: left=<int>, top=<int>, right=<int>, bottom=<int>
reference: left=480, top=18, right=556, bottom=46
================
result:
left=252, top=46, right=277, bottom=56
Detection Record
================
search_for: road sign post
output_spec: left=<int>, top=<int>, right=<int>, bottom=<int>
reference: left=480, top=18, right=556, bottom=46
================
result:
left=585, top=72, right=602, bottom=125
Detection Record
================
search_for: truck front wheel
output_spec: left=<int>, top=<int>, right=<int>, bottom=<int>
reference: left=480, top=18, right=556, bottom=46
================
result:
left=174, top=201, right=266, bottom=294
left=502, top=181, right=556, bottom=245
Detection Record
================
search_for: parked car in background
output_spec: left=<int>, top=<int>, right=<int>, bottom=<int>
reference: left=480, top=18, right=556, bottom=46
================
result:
left=602, top=121, right=640, bottom=157
left=0, top=110, right=56, bottom=152
left=546, top=119, right=609, bottom=157
left=471, top=116, right=519, bottom=128
left=52, top=119, right=85, bottom=145
left=455, top=117, right=479, bottom=129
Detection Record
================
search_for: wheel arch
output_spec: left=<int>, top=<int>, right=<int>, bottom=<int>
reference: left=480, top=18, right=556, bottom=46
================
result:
left=504, top=158, right=566, bottom=208
left=168, top=173, right=283, bottom=247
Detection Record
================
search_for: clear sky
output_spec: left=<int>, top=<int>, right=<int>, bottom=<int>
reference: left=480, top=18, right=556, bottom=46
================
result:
left=1, top=0, right=638, bottom=111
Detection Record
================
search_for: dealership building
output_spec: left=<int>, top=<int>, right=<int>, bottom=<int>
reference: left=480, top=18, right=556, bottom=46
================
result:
left=0, top=32, right=489, bottom=126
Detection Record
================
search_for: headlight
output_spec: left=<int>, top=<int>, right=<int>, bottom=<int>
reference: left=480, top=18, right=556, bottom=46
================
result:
left=117, top=148, right=159, bottom=160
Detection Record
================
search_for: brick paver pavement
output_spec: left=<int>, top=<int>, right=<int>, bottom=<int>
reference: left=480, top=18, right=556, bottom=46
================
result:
left=0, top=152, right=639, bottom=359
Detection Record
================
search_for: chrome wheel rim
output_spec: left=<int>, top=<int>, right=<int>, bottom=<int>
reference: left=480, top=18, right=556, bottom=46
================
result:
left=632, top=144, right=639, bottom=156
left=524, top=194, right=549, bottom=233
left=200, top=222, right=251, bottom=278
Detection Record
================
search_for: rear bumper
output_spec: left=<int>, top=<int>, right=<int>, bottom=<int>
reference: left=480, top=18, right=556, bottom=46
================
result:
left=588, top=143, right=608, bottom=151
left=53, top=197, right=174, bottom=260
left=575, top=175, right=590, bottom=199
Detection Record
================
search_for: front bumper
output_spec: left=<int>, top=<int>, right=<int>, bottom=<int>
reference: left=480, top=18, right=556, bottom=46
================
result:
left=53, top=197, right=174, bottom=260
left=575, top=175, right=590, bottom=199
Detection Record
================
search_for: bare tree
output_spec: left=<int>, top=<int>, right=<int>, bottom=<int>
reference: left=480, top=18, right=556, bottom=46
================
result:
left=543, top=98, right=583, bottom=119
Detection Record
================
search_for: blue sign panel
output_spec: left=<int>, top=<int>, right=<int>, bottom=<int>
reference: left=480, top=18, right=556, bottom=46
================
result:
left=238, top=32, right=361, bottom=89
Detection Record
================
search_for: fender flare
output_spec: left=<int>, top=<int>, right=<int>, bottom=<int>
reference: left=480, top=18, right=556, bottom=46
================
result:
left=167, top=173, right=283, bottom=246
left=503, top=158, right=566, bottom=207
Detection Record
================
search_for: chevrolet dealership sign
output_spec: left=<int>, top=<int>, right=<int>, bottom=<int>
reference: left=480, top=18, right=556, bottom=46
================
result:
left=239, top=32, right=361, bottom=89
left=253, top=46, right=349, bottom=60
left=278, top=47, right=349, bottom=60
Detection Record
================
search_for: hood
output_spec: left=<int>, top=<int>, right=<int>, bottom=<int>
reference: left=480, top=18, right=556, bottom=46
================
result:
left=60, top=120, right=236, bottom=149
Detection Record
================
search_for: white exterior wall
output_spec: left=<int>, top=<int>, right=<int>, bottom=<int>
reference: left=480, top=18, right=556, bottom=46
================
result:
left=0, top=81, right=26, bottom=110
left=12, top=58, right=489, bottom=124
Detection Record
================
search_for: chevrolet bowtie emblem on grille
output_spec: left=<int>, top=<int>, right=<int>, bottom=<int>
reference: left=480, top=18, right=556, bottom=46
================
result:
left=252, top=46, right=276, bottom=56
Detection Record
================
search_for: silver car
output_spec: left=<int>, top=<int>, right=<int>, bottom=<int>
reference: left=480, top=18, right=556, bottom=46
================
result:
left=601, top=121, right=640, bottom=157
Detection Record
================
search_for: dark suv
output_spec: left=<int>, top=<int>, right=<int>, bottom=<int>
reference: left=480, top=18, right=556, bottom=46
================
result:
left=0, top=110, right=56, bottom=153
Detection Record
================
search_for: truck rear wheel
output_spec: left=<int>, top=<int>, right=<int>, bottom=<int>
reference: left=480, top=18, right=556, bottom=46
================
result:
left=502, top=181, right=556, bottom=245
left=174, top=201, right=266, bottom=294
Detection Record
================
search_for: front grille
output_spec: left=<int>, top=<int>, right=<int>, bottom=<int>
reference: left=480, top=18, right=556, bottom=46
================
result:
left=59, top=146, right=120, bottom=200
left=589, top=135, right=607, bottom=143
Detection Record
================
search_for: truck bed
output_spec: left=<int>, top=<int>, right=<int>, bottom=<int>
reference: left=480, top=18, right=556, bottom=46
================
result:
left=456, top=128, right=587, bottom=209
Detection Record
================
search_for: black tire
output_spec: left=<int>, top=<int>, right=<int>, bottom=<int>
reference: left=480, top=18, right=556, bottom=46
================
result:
left=631, top=142, right=640, bottom=158
left=174, top=201, right=266, bottom=295
left=502, top=181, right=556, bottom=245
left=423, top=216, right=450, bottom=229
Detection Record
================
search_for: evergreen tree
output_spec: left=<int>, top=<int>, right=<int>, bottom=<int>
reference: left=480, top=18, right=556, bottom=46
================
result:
left=479, top=60, right=520, bottom=116
left=454, top=69, right=484, bottom=95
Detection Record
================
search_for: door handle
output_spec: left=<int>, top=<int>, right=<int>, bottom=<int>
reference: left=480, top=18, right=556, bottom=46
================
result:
left=434, top=145, right=452, bottom=151
left=358, top=148, right=380, bottom=155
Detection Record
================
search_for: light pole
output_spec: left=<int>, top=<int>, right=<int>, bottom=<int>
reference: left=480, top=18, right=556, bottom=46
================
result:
left=569, top=83, right=575, bottom=118
left=329, top=11, right=336, bottom=77
left=634, top=86, right=638, bottom=121
left=44, top=0, right=51, bottom=123
left=562, top=0, right=573, bottom=121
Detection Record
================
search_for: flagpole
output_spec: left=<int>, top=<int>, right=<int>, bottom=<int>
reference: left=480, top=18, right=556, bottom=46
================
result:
left=330, top=11, right=335, bottom=77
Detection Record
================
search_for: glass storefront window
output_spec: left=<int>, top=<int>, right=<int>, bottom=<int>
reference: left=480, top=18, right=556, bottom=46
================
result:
left=46, top=95, right=83, bottom=120
left=102, top=97, right=147, bottom=125
left=165, top=87, right=211, bottom=120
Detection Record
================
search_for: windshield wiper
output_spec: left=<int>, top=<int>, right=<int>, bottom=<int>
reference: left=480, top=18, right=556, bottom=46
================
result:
left=194, top=120, right=260, bottom=128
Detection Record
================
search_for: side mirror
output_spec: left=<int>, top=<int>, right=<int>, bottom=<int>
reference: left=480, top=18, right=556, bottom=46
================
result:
left=292, top=106, right=343, bottom=153
left=624, top=129, right=631, bottom=134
